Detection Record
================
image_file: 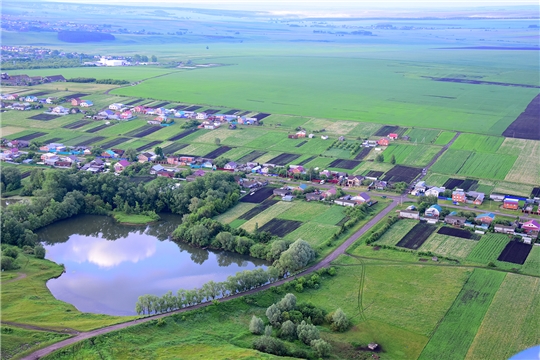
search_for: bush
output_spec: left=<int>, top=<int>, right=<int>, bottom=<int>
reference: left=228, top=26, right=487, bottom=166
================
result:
left=331, top=308, right=350, bottom=332
left=277, top=293, right=297, bottom=312
left=311, top=339, right=332, bottom=357
left=2, top=248, right=18, bottom=259
left=1, top=256, right=19, bottom=271
left=297, top=320, right=320, bottom=345
left=279, top=320, right=297, bottom=341
left=249, top=315, right=264, bottom=335
left=34, top=245, right=46, bottom=259
left=264, top=325, right=273, bottom=337
left=266, top=304, right=282, bottom=326
left=253, top=336, right=289, bottom=356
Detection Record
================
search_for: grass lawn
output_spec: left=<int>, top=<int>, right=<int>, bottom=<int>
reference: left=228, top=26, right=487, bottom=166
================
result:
left=0, top=326, right=70, bottom=360
left=418, top=269, right=506, bottom=360
left=419, top=233, right=478, bottom=259
left=465, top=274, right=540, bottom=360
left=112, top=212, right=158, bottom=224
left=1, top=250, right=132, bottom=332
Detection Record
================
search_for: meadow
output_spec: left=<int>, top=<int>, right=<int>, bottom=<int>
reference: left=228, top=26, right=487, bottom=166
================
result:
left=418, top=269, right=506, bottom=360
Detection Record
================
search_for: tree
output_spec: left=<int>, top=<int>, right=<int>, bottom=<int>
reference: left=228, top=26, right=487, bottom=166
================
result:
left=249, top=315, right=265, bottom=335
left=1, top=256, right=19, bottom=270
left=1, top=167, right=22, bottom=191
left=280, top=320, right=297, bottom=341
left=266, top=304, right=282, bottom=326
left=91, top=147, right=104, bottom=157
left=331, top=308, right=349, bottom=332
left=124, top=148, right=138, bottom=162
left=33, top=245, right=46, bottom=259
left=264, top=325, right=273, bottom=337
left=277, top=293, right=296, bottom=312
left=216, top=232, right=236, bottom=251
left=154, top=146, right=164, bottom=159
left=297, top=320, right=320, bottom=344
left=375, top=153, right=384, bottom=163
left=141, top=55, right=149, bottom=62
left=390, top=154, right=396, bottom=165
left=2, top=248, right=18, bottom=259
left=151, top=55, right=158, bottom=62
left=311, top=339, right=332, bottom=357
left=253, top=336, right=289, bottom=356
left=214, top=138, right=221, bottom=146
left=276, top=239, right=316, bottom=274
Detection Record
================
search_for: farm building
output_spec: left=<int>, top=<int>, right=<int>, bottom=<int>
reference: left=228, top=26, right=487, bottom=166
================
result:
left=503, top=198, right=519, bottom=210
left=353, top=192, right=372, bottom=204
left=467, top=191, right=485, bottom=205
left=224, top=161, right=238, bottom=170
left=494, top=224, right=516, bottom=234
left=400, top=210, right=420, bottom=220
left=138, top=152, right=154, bottom=163
left=324, top=187, right=337, bottom=198
left=282, top=195, right=294, bottom=202
left=388, top=133, right=398, bottom=140
left=321, top=135, right=329, bottom=140
left=490, top=193, right=506, bottom=202
left=452, top=190, right=466, bottom=203
left=444, top=215, right=466, bottom=226
left=334, top=198, right=357, bottom=207
left=425, top=204, right=442, bottom=218
left=475, top=213, right=495, bottom=225
left=288, top=134, right=299, bottom=139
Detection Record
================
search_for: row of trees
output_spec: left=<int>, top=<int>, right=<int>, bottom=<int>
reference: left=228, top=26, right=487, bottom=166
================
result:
left=1, top=170, right=241, bottom=248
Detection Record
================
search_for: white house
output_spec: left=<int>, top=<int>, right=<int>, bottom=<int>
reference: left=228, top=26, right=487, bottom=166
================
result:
left=425, top=187, right=445, bottom=197
left=400, top=210, right=420, bottom=219
left=109, top=103, right=125, bottom=111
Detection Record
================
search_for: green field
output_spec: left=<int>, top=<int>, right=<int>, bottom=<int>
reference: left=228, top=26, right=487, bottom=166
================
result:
left=277, top=201, right=331, bottom=222
left=374, top=219, right=418, bottom=246
left=382, top=144, right=441, bottom=167
left=213, top=203, right=257, bottom=224
left=404, top=128, right=441, bottom=144
left=465, top=234, right=510, bottom=264
left=457, top=152, right=517, bottom=180
left=433, top=131, right=457, bottom=145
left=11, top=67, right=178, bottom=82
left=419, top=233, right=478, bottom=259
left=465, top=274, right=540, bottom=360
left=430, top=149, right=471, bottom=175
left=284, top=222, right=339, bottom=249
left=311, top=206, right=346, bottom=225
left=450, top=134, right=504, bottom=153
left=418, top=269, right=506, bottom=360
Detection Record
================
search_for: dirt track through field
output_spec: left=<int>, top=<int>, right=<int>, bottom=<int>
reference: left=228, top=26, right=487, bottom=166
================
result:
left=2, top=272, right=27, bottom=284
left=20, top=199, right=398, bottom=360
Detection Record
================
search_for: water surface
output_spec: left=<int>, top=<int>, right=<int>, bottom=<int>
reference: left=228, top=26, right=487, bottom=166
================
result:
left=39, top=214, right=268, bottom=315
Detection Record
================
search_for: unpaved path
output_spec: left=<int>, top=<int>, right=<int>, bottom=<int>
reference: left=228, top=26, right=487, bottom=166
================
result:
left=22, top=200, right=398, bottom=360
left=2, top=272, right=27, bottom=284
left=1, top=321, right=79, bottom=335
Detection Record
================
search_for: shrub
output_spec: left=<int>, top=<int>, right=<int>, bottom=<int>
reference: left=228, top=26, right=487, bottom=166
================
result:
left=253, top=336, right=289, bottom=356
left=2, top=248, right=18, bottom=259
left=297, top=320, right=320, bottom=345
left=34, top=245, right=46, bottom=259
left=266, top=304, right=282, bottom=326
left=277, top=293, right=297, bottom=312
left=331, top=308, right=350, bottom=332
left=1, top=256, right=19, bottom=271
left=264, top=325, right=273, bottom=337
left=311, top=339, right=332, bottom=357
left=249, top=315, right=264, bottom=335
left=279, top=320, right=297, bottom=341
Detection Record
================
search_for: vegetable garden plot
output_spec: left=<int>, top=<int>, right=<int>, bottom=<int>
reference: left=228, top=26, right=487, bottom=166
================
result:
left=28, top=91, right=49, bottom=97
left=328, top=159, right=361, bottom=170
left=531, top=187, right=540, bottom=198
left=184, top=105, right=201, bottom=111
left=99, top=137, right=130, bottom=149
left=86, top=124, right=110, bottom=133
left=64, top=93, right=89, bottom=100
left=162, top=143, right=188, bottom=155
left=62, top=120, right=92, bottom=129
left=124, top=99, right=143, bottom=106
left=136, top=141, right=161, bottom=152
left=224, top=109, right=240, bottom=115
left=253, top=113, right=271, bottom=120
left=374, top=125, right=400, bottom=136
left=268, top=153, right=301, bottom=166
left=382, top=165, right=422, bottom=184
left=259, top=218, right=303, bottom=237
left=354, top=147, right=371, bottom=160
left=365, top=170, right=384, bottom=178
left=152, top=102, right=170, bottom=108
left=28, top=114, right=60, bottom=121
left=298, top=156, right=316, bottom=166
left=15, top=132, right=47, bottom=141
left=203, top=146, right=233, bottom=159
left=168, top=129, right=198, bottom=141
left=41, top=137, right=62, bottom=144
left=74, top=136, right=106, bottom=147
left=295, top=141, right=307, bottom=148
left=131, top=126, right=163, bottom=138
left=20, top=171, right=31, bottom=179
left=396, top=222, right=436, bottom=249
left=203, top=109, right=220, bottom=114
left=497, top=241, right=532, bottom=264
left=238, top=200, right=278, bottom=220
left=239, top=187, right=275, bottom=203
left=437, top=227, right=480, bottom=240
left=502, top=94, right=540, bottom=140
left=237, top=111, right=251, bottom=116
left=443, top=178, right=465, bottom=190
left=237, top=150, right=266, bottom=163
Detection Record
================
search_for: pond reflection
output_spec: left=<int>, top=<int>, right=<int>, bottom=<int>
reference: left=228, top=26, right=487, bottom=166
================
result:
left=38, top=214, right=268, bottom=315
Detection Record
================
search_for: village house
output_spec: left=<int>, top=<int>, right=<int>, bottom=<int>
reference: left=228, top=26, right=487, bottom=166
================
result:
left=71, top=98, right=83, bottom=106
left=334, top=197, right=357, bottom=207
left=80, top=100, right=93, bottom=107
left=503, top=198, right=519, bottom=210
left=45, top=75, right=66, bottom=82
left=388, top=133, right=398, bottom=140
left=425, top=204, right=442, bottom=218
left=425, top=186, right=445, bottom=197
left=444, top=215, right=467, bottom=226
left=224, top=161, right=238, bottom=170
left=273, top=188, right=291, bottom=197
left=353, top=192, right=372, bottom=205
left=522, top=219, right=540, bottom=237
left=377, top=138, right=390, bottom=146
left=467, top=191, right=485, bottom=205
left=400, top=210, right=420, bottom=220
left=138, top=152, right=154, bottom=163
left=494, top=224, right=516, bottom=234
left=452, top=190, right=466, bottom=203
left=475, top=213, right=495, bottom=225
left=323, top=187, right=337, bottom=199
left=150, top=164, right=165, bottom=174
left=490, top=193, right=506, bottom=202
left=288, top=134, right=298, bottom=139
left=306, top=192, right=322, bottom=202
left=109, top=103, right=125, bottom=111
left=321, top=135, right=329, bottom=140
left=347, top=175, right=364, bottom=187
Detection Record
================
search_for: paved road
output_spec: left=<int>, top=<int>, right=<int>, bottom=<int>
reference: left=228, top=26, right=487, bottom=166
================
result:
left=21, top=201, right=398, bottom=360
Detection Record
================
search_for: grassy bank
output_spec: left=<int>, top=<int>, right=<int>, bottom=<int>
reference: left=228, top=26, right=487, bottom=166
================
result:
left=112, top=211, right=160, bottom=225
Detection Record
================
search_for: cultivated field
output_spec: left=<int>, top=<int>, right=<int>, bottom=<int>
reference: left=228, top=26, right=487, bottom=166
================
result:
left=381, top=144, right=441, bottom=167
left=450, top=134, right=504, bottom=153
left=404, top=128, right=441, bottom=144
left=239, top=201, right=295, bottom=232
left=396, top=222, right=436, bottom=249
left=465, top=233, right=510, bottom=264
left=419, top=233, right=478, bottom=259
left=418, top=269, right=506, bottom=360
left=374, top=219, right=418, bottom=246
left=433, top=131, right=457, bottom=145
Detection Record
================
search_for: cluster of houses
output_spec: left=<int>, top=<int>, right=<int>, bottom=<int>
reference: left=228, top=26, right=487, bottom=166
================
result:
left=0, top=73, right=66, bottom=86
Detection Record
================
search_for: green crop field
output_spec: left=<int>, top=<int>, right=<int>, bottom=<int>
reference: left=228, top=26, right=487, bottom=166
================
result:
left=465, top=234, right=510, bottom=264
left=433, top=131, right=457, bottom=145
left=10, top=67, right=178, bottom=82
left=430, top=149, right=471, bottom=174
left=374, top=219, right=418, bottom=246
left=239, top=201, right=295, bottom=232
left=504, top=139, right=540, bottom=186
left=213, top=203, right=257, bottom=224
left=465, top=274, right=540, bottom=360
left=284, top=222, right=339, bottom=249
left=382, top=144, right=441, bottom=167
left=277, top=201, right=331, bottom=222
left=418, top=269, right=506, bottom=360
left=450, top=134, right=504, bottom=153
left=419, top=233, right=478, bottom=259
left=521, top=246, right=540, bottom=277
left=312, top=206, right=346, bottom=225
left=457, top=152, right=517, bottom=180
left=404, top=128, right=441, bottom=144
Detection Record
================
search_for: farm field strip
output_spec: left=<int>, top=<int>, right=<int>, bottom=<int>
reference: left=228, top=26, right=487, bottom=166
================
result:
left=284, top=222, right=339, bottom=248
left=382, top=144, right=441, bottom=167
left=382, top=165, right=422, bottom=184
left=504, top=139, right=540, bottom=185
left=450, top=133, right=504, bottom=153
left=465, top=274, right=540, bottom=360
left=238, top=200, right=278, bottom=220
left=311, top=206, right=346, bottom=225
left=161, top=143, right=188, bottom=155
left=396, top=222, right=436, bottom=249
left=434, top=131, right=457, bottom=145
left=277, top=201, right=331, bottom=222
left=418, top=269, right=506, bottom=360
left=496, top=241, right=532, bottom=265
left=328, top=159, right=360, bottom=170
left=98, top=137, right=130, bottom=149
left=419, top=233, right=478, bottom=259
left=430, top=149, right=471, bottom=174
left=213, top=203, right=257, bottom=224
left=239, top=201, right=295, bottom=232
left=437, top=226, right=480, bottom=240
left=457, top=152, right=517, bottom=180
left=465, top=233, right=510, bottom=264
left=135, top=140, right=162, bottom=152
left=374, top=219, right=418, bottom=246
left=258, top=218, right=303, bottom=237
left=404, top=128, right=441, bottom=143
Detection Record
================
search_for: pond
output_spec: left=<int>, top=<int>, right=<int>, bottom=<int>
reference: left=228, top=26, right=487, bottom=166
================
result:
left=38, top=214, right=268, bottom=316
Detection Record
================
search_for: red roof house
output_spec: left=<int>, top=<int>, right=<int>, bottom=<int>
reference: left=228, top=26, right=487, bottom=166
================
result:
left=377, top=138, right=390, bottom=146
left=388, top=133, right=398, bottom=140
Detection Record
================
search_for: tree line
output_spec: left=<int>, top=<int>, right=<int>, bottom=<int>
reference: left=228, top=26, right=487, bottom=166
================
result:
left=1, top=169, right=240, bottom=248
